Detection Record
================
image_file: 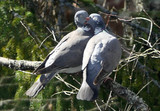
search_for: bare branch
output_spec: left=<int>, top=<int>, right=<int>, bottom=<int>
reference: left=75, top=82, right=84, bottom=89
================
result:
left=96, top=4, right=160, bottom=37
left=0, top=57, right=42, bottom=71
left=0, top=98, right=71, bottom=107
left=0, top=56, right=150, bottom=110
left=104, top=79, right=150, bottom=111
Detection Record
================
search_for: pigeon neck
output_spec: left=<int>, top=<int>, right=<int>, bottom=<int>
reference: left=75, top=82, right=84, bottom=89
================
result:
left=94, top=27, right=103, bottom=35
left=76, top=22, right=83, bottom=28
left=81, top=24, right=94, bottom=33
left=82, top=26, right=91, bottom=32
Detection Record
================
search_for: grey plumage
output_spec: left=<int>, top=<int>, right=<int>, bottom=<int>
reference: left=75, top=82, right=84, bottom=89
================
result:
left=77, top=13, right=122, bottom=101
left=26, top=10, right=95, bottom=97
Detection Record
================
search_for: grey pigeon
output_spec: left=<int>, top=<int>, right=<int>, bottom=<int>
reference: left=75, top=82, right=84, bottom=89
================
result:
left=26, top=10, right=95, bottom=97
left=77, top=13, right=122, bottom=101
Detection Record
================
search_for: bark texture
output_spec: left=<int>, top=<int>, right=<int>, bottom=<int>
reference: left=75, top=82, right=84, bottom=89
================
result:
left=0, top=57, right=42, bottom=71
left=104, top=79, right=149, bottom=111
left=0, top=56, right=150, bottom=110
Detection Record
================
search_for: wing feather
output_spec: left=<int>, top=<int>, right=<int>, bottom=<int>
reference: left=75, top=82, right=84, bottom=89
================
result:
left=82, top=38, right=96, bottom=70
left=33, top=32, right=72, bottom=74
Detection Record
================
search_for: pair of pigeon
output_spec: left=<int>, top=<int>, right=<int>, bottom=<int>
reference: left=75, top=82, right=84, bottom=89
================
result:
left=26, top=10, right=122, bottom=101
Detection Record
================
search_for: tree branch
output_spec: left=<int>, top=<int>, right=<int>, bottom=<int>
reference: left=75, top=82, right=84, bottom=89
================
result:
left=104, top=79, right=150, bottom=111
left=0, top=56, right=150, bottom=110
left=96, top=4, right=160, bottom=37
left=0, top=57, right=42, bottom=71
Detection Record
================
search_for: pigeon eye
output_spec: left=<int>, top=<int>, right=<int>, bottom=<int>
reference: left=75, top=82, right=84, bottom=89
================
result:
left=79, top=15, right=83, bottom=18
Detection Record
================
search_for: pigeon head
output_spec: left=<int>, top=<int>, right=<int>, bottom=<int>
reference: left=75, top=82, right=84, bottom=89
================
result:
left=89, top=13, right=105, bottom=29
left=79, top=16, right=95, bottom=33
left=89, top=13, right=105, bottom=34
left=74, top=10, right=89, bottom=28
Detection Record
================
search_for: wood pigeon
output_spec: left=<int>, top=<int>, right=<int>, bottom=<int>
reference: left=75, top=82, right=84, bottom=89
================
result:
left=77, top=13, right=122, bottom=101
left=26, top=10, right=95, bottom=97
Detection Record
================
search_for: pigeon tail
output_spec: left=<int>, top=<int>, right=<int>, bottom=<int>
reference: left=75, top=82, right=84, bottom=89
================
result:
left=26, top=72, right=56, bottom=97
left=26, top=79, right=44, bottom=97
left=76, top=81, right=98, bottom=101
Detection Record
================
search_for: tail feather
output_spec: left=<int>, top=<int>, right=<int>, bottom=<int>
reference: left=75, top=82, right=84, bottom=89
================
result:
left=77, top=68, right=98, bottom=101
left=26, top=79, right=44, bottom=97
left=76, top=82, right=95, bottom=101
left=26, top=73, right=56, bottom=97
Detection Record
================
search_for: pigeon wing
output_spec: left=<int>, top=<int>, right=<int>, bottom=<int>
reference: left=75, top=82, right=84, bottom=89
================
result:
left=77, top=37, right=103, bottom=101
left=33, top=32, right=72, bottom=74
left=82, top=38, right=96, bottom=70
left=94, top=36, right=122, bottom=85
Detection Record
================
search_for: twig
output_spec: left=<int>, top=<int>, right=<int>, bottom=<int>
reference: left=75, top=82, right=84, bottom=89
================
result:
left=20, top=20, right=49, bottom=51
left=105, top=89, right=112, bottom=110
left=0, top=56, right=154, bottom=110
left=95, top=100, right=102, bottom=111
left=137, top=80, right=153, bottom=95
left=0, top=83, right=18, bottom=87
left=0, top=98, right=71, bottom=107
left=51, top=90, right=77, bottom=97
left=69, top=75, right=81, bottom=85
left=126, top=80, right=152, bottom=111
left=96, top=4, right=160, bottom=37
left=18, top=70, right=35, bottom=75
left=11, top=9, right=49, bottom=51
left=143, top=9, right=160, bottom=29
left=119, top=45, right=160, bottom=89
left=104, top=79, right=150, bottom=111
left=55, top=74, right=79, bottom=91
left=102, top=0, right=107, bottom=7
left=11, top=9, right=39, bottom=45
left=132, top=17, right=153, bottom=47
left=39, top=34, right=52, bottom=48
left=105, top=71, right=117, bottom=110
left=52, top=30, right=59, bottom=43
left=46, top=27, right=59, bottom=43
left=86, top=103, right=116, bottom=111
left=136, top=62, right=160, bottom=89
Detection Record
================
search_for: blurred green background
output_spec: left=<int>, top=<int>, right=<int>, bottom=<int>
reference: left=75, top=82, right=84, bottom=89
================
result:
left=0, top=0, right=160, bottom=110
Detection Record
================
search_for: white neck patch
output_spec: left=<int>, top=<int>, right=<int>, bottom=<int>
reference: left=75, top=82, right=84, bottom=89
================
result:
left=82, top=26, right=91, bottom=31
left=94, top=27, right=103, bottom=35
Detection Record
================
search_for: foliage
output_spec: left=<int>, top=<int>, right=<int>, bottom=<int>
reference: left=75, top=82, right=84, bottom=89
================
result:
left=0, top=0, right=160, bottom=111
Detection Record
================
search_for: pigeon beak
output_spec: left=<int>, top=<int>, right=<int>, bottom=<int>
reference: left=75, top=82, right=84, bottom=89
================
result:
left=84, top=17, right=90, bottom=24
left=86, top=17, right=90, bottom=21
